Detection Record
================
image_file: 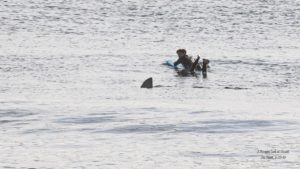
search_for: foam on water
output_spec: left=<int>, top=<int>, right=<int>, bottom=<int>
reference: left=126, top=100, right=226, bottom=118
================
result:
left=0, top=0, right=300, bottom=168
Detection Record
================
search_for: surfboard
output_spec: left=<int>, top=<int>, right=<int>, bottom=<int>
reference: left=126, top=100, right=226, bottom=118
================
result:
left=162, top=60, right=183, bottom=69
left=163, top=60, right=175, bottom=67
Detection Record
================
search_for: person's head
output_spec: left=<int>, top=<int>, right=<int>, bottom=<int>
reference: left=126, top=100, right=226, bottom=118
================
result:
left=203, top=59, right=210, bottom=64
left=176, top=49, right=187, bottom=58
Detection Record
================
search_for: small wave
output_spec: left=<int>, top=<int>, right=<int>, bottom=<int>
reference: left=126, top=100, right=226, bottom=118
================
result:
left=99, top=119, right=297, bottom=134
left=224, top=86, right=249, bottom=90
left=55, top=116, right=116, bottom=124
left=0, top=109, right=37, bottom=118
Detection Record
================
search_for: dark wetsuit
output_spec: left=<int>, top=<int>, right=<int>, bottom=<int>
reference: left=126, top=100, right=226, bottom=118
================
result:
left=174, top=55, right=193, bottom=70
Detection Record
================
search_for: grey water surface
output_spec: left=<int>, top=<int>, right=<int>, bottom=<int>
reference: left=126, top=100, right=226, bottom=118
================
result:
left=0, top=0, right=300, bottom=168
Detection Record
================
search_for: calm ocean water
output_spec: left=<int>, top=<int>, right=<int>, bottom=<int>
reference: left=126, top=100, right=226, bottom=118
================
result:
left=0, top=0, right=300, bottom=168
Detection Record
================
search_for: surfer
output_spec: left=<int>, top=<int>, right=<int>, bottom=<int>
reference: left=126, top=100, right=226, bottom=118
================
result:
left=174, top=49, right=193, bottom=70
left=174, top=49, right=210, bottom=76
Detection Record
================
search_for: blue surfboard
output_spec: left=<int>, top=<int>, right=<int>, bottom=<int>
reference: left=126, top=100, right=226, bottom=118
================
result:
left=162, top=60, right=183, bottom=69
left=164, top=60, right=175, bottom=67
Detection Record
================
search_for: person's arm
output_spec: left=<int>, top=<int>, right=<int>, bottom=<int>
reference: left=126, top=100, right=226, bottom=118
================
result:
left=202, top=59, right=209, bottom=73
left=174, top=58, right=181, bottom=67
left=190, top=56, right=200, bottom=73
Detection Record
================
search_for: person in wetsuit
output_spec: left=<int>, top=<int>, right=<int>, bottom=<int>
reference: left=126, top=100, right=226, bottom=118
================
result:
left=174, top=49, right=210, bottom=77
left=174, top=49, right=193, bottom=70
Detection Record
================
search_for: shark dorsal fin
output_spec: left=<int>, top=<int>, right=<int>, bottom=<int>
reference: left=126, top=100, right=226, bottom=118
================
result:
left=141, top=77, right=153, bottom=88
